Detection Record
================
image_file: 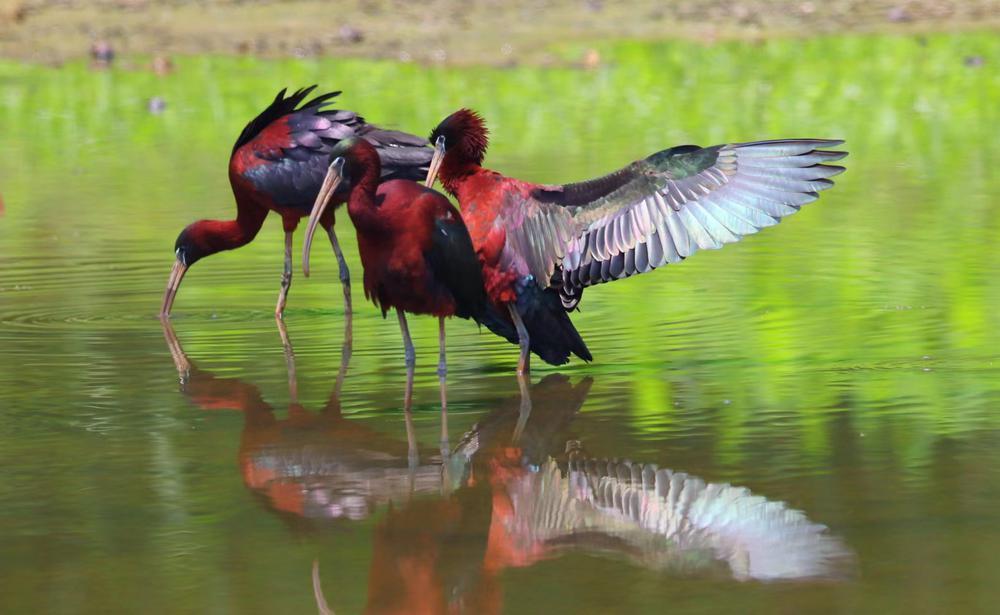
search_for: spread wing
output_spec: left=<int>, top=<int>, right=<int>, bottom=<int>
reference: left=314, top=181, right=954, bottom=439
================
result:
left=506, top=139, right=846, bottom=304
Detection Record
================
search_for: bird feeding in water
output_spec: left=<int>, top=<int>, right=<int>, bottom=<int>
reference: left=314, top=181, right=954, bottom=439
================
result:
left=301, top=137, right=514, bottom=380
left=160, top=86, right=432, bottom=320
left=425, top=109, right=847, bottom=374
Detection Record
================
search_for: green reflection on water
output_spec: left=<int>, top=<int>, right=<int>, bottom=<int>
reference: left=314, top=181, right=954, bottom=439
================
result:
left=1, top=32, right=999, bottom=613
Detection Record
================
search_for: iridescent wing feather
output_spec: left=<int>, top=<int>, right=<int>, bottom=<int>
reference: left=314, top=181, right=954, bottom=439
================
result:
left=506, top=139, right=846, bottom=306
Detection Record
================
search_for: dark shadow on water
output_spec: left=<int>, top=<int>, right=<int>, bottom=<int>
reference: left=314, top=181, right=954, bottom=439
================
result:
left=162, top=319, right=855, bottom=612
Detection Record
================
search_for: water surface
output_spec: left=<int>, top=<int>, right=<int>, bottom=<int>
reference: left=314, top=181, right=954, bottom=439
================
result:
left=1, top=33, right=999, bottom=613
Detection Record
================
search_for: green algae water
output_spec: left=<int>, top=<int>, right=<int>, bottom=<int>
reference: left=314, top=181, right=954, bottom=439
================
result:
left=1, top=32, right=999, bottom=613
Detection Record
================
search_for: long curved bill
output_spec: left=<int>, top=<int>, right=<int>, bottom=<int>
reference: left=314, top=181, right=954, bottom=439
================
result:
left=160, top=259, right=188, bottom=316
left=302, top=157, right=345, bottom=277
left=424, top=135, right=446, bottom=188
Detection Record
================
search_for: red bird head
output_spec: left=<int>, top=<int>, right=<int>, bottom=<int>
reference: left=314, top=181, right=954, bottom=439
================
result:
left=173, top=223, right=216, bottom=269
left=429, top=108, right=489, bottom=166
left=162, top=218, right=260, bottom=315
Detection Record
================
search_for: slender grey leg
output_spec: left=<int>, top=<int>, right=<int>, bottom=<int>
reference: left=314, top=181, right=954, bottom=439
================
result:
left=397, top=308, right=419, bottom=475
left=326, top=226, right=352, bottom=312
left=326, top=226, right=353, bottom=349
left=276, top=317, right=298, bottom=403
left=397, top=308, right=416, bottom=369
left=275, top=230, right=293, bottom=318
left=512, top=372, right=533, bottom=445
left=507, top=304, right=531, bottom=375
left=438, top=317, right=449, bottom=459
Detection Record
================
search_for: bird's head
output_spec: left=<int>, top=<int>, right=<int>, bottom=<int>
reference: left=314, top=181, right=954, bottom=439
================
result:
left=326, top=137, right=380, bottom=187
left=173, top=223, right=213, bottom=269
left=425, top=109, right=489, bottom=188
left=301, top=137, right=380, bottom=278
left=161, top=222, right=213, bottom=316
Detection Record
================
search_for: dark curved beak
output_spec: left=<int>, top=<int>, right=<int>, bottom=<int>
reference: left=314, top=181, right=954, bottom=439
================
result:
left=160, top=259, right=188, bottom=317
left=303, top=157, right=345, bottom=277
left=424, top=135, right=446, bottom=188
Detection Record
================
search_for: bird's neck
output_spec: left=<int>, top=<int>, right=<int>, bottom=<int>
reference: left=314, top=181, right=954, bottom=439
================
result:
left=345, top=171, right=382, bottom=229
left=194, top=206, right=268, bottom=254
left=439, top=156, right=486, bottom=200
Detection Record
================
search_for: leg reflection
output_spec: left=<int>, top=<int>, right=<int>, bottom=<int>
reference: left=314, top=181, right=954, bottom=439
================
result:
left=275, top=316, right=299, bottom=403
left=437, top=316, right=449, bottom=460
left=511, top=372, right=533, bottom=445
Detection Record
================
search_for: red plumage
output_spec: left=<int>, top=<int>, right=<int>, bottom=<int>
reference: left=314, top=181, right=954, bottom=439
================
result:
left=301, top=137, right=504, bottom=374
left=428, top=110, right=591, bottom=371
left=353, top=181, right=462, bottom=318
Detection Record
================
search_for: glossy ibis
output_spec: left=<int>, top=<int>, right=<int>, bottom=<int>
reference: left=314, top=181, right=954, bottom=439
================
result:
left=160, top=86, right=432, bottom=320
left=426, top=109, right=846, bottom=373
left=301, top=137, right=513, bottom=384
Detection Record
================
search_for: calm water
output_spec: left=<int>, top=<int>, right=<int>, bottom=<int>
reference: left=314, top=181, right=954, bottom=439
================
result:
left=2, top=33, right=999, bottom=613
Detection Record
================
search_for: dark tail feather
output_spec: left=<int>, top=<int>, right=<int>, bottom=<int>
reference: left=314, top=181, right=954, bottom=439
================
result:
left=477, top=301, right=519, bottom=345
left=516, top=284, right=591, bottom=366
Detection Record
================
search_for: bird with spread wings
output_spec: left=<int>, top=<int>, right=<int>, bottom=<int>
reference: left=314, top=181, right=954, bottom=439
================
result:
left=425, top=109, right=846, bottom=373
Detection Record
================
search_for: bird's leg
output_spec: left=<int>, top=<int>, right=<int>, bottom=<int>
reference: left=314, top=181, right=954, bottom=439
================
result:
left=512, top=372, right=533, bottom=445
left=397, top=307, right=416, bottom=370
left=275, top=317, right=298, bottom=404
left=326, top=226, right=353, bottom=349
left=507, top=304, right=531, bottom=375
left=326, top=225, right=353, bottom=325
left=397, top=308, right=419, bottom=474
left=275, top=230, right=293, bottom=318
left=438, top=316, right=449, bottom=459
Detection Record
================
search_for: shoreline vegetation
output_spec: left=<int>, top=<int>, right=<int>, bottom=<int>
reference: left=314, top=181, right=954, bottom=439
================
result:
left=1, top=0, right=998, bottom=67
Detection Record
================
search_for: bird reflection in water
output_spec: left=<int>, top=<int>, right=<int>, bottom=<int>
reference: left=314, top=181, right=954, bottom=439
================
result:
left=163, top=321, right=853, bottom=613
left=162, top=319, right=441, bottom=522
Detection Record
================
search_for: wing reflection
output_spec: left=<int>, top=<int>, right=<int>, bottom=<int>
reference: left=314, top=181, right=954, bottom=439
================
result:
left=163, top=320, right=853, bottom=613
left=492, top=456, right=852, bottom=581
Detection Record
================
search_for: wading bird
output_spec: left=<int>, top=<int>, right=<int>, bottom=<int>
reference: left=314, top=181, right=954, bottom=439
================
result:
left=425, top=110, right=846, bottom=373
left=301, top=137, right=513, bottom=381
left=160, top=86, right=432, bottom=320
